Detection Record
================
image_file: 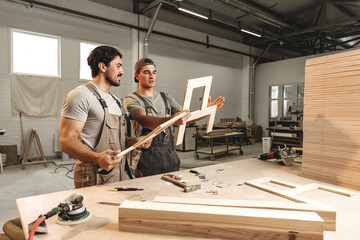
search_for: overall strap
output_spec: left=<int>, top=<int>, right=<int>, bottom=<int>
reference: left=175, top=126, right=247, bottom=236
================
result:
left=133, top=91, right=152, bottom=116
left=85, top=83, right=108, bottom=109
left=159, top=92, right=171, bottom=116
left=109, top=92, right=127, bottom=117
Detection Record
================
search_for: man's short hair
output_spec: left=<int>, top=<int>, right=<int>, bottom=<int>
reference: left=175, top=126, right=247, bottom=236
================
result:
left=87, top=46, right=122, bottom=78
left=134, top=58, right=156, bottom=83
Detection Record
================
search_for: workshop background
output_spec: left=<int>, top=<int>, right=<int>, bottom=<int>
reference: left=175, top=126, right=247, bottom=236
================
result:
left=0, top=0, right=360, bottom=238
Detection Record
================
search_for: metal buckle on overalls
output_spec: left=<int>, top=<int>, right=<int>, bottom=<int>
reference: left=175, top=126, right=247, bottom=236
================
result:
left=163, top=129, right=170, bottom=145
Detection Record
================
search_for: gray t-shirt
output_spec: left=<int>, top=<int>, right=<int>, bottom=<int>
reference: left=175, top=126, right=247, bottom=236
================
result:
left=61, top=82, right=122, bottom=149
left=124, top=90, right=181, bottom=136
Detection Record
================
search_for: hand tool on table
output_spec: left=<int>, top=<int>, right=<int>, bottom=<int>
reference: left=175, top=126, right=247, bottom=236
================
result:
left=108, top=187, right=144, bottom=191
left=161, top=174, right=201, bottom=192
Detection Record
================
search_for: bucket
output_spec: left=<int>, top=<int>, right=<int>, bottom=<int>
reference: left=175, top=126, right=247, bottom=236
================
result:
left=262, top=137, right=271, bottom=153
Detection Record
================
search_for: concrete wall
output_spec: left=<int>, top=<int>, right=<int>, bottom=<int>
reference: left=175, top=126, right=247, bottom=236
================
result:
left=0, top=0, right=255, bottom=159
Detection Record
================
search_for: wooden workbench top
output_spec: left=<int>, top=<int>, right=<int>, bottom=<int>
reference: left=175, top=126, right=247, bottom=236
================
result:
left=17, top=158, right=360, bottom=240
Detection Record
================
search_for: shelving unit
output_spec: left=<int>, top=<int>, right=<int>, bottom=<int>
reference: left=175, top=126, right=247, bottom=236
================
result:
left=266, top=127, right=303, bottom=151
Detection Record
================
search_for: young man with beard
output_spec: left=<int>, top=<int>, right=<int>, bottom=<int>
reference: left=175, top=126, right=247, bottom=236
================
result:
left=124, top=58, right=224, bottom=177
left=60, top=46, right=150, bottom=188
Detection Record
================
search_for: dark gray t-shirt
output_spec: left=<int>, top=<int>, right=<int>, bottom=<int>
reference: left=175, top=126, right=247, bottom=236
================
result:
left=124, top=90, right=181, bottom=136
left=61, top=82, right=122, bottom=149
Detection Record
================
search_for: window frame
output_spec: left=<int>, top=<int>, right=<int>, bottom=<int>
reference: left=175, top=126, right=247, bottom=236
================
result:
left=10, top=28, right=61, bottom=77
left=269, top=83, right=304, bottom=122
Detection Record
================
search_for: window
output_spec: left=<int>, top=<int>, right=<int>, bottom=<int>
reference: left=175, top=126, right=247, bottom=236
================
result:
left=282, top=85, right=293, bottom=120
left=297, top=83, right=304, bottom=107
left=269, top=83, right=304, bottom=122
left=11, top=29, right=60, bottom=77
left=269, top=85, right=279, bottom=120
left=80, top=42, right=100, bottom=80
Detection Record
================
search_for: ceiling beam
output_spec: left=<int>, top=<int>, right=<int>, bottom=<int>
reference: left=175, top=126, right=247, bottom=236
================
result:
left=282, top=1, right=324, bottom=21
left=281, top=15, right=360, bottom=38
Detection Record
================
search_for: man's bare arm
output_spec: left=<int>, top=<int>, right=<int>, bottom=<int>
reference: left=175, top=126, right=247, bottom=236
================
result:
left=59, top=117, right=122, bottom=171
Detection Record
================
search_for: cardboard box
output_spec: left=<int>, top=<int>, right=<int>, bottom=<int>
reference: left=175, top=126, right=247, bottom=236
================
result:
left=0, top=145, right=18, bottom=165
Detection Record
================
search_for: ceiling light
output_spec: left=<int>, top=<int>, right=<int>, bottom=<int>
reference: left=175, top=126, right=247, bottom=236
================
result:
left=241, top=29, right=261, bottom=38
left=178, top=7, right=208, bottom=20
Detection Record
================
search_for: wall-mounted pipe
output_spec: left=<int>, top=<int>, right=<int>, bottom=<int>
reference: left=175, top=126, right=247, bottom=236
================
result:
left=249, top=43, right=272, bottom=123
left=144, top=1, right=163, bottom=57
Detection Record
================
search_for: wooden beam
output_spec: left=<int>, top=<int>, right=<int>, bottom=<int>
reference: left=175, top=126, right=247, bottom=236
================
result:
left=119, top=201, right=324, bottom=240
left=153, top=196, right=336, bottom=231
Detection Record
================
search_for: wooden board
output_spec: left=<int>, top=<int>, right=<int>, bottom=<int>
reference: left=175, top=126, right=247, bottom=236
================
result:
left=119, top=200, right=324, bottom=240
left=153, top=196, right=336, bottom=231
left=302, top=49, right=360, bottom=190
left=175, top=76, right=217, bottom=145
left=116, top=111, right=187, bottom=158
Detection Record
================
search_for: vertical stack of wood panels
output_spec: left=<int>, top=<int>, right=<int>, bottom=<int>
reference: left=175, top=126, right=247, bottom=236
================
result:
left=302, top=49, right=360, bottom=190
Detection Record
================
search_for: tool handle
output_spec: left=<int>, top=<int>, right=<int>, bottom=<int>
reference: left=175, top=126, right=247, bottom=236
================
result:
left=162, top=175, right=187, bottom=188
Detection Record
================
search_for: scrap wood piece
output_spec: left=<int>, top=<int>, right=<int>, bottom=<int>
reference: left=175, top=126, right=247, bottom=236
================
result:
left=247, top=177, right=355, bottom=197
left=175, top=76, right=217, bottom=146
left=153, top=196, right=335, bottom=231
left=119, top=200, right=323, bottom=240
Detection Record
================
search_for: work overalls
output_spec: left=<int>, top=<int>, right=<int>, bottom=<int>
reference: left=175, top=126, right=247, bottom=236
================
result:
left=73, top=83, right=132, bottom=188
left=133, top=92, right=180, bottom=177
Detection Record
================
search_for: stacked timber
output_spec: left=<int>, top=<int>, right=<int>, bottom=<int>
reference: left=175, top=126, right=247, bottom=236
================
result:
left=302, top=49, right=360, bottom=190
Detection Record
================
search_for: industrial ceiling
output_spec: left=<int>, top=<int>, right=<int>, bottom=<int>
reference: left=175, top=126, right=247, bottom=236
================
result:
left=90, top=0, right=360, bottom=61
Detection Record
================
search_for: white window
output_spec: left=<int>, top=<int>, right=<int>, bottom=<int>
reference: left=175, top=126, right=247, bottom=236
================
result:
left=269, top=83, right=304, bottom=122
left=269, top=85, right=279, bottom=120
left=282, top=84, right=294, bottom=120
left=11, top=29, right=60, bottom=77
left=80, top=42, right=100, bottom=80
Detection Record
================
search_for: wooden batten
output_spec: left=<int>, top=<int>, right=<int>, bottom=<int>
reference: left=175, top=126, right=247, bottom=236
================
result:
left=302, top=48, right=360, bottom=190
left=119, top=200, right=324, bottom=240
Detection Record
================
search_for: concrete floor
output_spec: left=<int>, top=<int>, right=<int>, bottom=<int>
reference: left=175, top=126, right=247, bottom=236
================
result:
left=0, top=143, right=263, bottom=234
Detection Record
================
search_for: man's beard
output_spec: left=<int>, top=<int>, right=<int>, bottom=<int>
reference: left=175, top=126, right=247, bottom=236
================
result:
left=105, top=72, right=121, bottom=87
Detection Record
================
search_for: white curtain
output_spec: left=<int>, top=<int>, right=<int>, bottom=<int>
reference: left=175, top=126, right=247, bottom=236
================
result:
left=11, top=74, right=60, bottom=116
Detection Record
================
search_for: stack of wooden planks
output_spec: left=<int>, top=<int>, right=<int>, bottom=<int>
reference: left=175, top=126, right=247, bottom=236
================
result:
left=302, top=49, right=360, bottom=190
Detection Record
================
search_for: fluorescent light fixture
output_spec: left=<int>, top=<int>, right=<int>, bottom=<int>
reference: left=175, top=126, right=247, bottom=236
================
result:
left=178, top=7, right=208, bottom=20
left=241, top=29, right=261, bottom=38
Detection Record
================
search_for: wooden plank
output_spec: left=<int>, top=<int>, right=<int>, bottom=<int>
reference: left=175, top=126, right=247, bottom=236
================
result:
left=119, top=201, right=324, bottom=240
left=244, top=180, right=320, bottom=204
left=153, top=196, right=336, bottom=231
left=115, top=111, right=188, bottom=158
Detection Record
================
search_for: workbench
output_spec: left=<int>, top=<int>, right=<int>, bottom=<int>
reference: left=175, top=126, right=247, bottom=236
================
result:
left=17, top=159, right=360, bottom=240
left=194, top=132, right=243, bottom=160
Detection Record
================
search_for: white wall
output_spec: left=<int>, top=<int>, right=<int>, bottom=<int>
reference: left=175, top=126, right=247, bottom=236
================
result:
left=0, top=0, right=253, bottom=159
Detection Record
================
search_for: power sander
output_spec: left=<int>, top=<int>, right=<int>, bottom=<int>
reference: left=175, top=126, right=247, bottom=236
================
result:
left=55, top=194, right=92, bottom=225
left=28, top=194, right=91, bottom=239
